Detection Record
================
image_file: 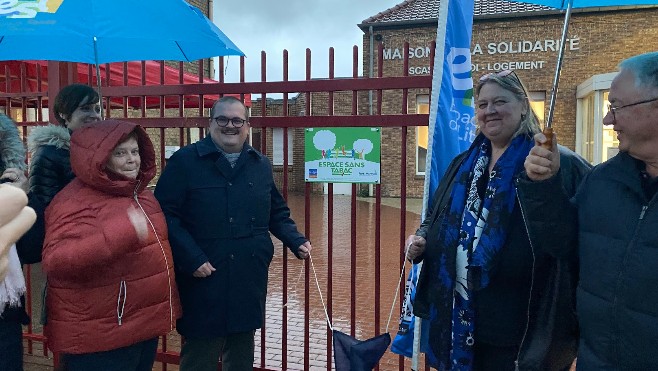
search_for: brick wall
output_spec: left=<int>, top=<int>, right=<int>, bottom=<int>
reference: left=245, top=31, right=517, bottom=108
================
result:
left=359, top=8, right=658, bottom=197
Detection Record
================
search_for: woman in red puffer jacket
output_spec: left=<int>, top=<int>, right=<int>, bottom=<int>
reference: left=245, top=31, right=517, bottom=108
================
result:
left=42, top=119, right=181, bottom=371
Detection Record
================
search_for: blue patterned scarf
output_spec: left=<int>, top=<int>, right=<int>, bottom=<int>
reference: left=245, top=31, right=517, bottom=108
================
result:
left=428, top=134, right=533, bottom=370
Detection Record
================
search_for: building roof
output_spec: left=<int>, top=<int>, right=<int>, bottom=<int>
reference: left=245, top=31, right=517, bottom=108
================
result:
left=359, top=0, right=555, bottom=28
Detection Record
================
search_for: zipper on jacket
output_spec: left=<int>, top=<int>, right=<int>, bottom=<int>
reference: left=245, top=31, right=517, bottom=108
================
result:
left=514, top=190, right=537, bottom=369
left=610, top=201, right=653, bottom=365
left=133, top=192, right=176, bottom=331
left=116, top=280, right=127, bottom=326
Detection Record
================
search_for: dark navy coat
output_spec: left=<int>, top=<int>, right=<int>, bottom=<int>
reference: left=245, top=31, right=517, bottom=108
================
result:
left=155, top=136, right=307, bottom=338
left=519, top=152, right=658, bottom=370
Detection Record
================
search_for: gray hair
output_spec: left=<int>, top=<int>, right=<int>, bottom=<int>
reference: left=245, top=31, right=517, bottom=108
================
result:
left=619, top=52, right=658, bottom=92
left=474, top=71, right=541, bottom=139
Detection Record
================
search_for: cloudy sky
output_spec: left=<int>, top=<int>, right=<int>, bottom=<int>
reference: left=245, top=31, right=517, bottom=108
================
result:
left=212, top=0, right=402, bottom=86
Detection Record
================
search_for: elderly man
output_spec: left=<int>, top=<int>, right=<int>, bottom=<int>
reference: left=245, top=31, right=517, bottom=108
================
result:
left=520, top=51, right=658, bottom=370
left=155, top=96, right=312, bottom=371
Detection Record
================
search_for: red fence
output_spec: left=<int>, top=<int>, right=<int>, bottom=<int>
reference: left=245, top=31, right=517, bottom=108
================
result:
left=2, top=42, right=436, bottom=370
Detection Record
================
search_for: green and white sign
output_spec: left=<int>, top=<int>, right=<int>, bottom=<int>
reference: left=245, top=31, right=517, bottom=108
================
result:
left=304, top=127, right=381, bottom=183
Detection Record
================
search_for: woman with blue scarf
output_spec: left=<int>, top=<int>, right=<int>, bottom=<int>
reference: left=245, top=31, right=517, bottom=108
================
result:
left=406, top=70, right=591, bottom=370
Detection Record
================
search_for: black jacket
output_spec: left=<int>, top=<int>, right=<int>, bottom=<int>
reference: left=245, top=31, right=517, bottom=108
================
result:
left=518, top=152, right=658, bottom=370
left=17, top=125, right=73, bottom=265
left=414, top=138, right=591, bottom=371
left=155, top=137, right=307, bottom=338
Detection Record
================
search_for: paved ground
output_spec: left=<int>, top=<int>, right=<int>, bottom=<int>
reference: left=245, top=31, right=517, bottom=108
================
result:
left=23, top=195, right=427, bottom=370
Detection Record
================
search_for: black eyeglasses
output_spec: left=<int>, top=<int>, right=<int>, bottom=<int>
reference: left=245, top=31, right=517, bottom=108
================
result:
left=211, top=116, right=248, bottom=127
left=607, top=97, right=658, bottom=121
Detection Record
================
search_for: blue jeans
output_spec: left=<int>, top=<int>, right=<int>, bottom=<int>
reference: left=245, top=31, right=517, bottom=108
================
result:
left=64, top=338, right=158, bottom=371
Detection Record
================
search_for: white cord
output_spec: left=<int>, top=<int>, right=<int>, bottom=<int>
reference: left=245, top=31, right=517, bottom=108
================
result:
left=309, top=254, right=333, bottom=331
left=385, top=241, right=412, bottom=333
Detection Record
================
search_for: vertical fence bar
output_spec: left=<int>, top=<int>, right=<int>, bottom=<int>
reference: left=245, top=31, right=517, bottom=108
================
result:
left=240, top=56, right=245, bottom=104
left=197, top=59, right=204, bottom=118
left=374, top=43, right=384, bottom=371
left=141, top=61, right=146, bottom=119
left=218, top=57, right=224, bottom=84
left=259, top=50, right=267, bottom=370
left=350, top=45, right=358, bottom=339
left=159, top=61, right=166, bottom=176
left=281, top=48, right=289, bottom=371
left=303, top=47, right=312, bottom=371
left=104, top=63, right=110, bottom=118
left=37, top=63, right=44, bottom=123
left=123, top=63, right=129, bottom=118
left=3, top=65, right=9, bottom=115
left=325, top=46, right=336, bottom=371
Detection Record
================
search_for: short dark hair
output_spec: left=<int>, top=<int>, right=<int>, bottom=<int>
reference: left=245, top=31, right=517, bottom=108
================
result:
left=53, top=84, right=100, bottom=126
left=210, top=96, right=249, bottom=121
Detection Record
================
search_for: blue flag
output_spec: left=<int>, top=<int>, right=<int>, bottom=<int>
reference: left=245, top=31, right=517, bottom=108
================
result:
left=392, top=0, right=476, bottom=363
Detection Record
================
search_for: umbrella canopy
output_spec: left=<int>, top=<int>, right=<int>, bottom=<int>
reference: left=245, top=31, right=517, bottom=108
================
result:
left=0, top=0, right=243, bottom=63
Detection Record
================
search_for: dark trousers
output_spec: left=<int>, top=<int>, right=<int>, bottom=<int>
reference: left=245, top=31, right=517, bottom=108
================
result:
left=180, top=331, right=255, bottom=371
left=0, top=320, right=23, bottom=371
left=473, top=341, right=519, bottom=371
left=64, top=337, right=158, bottom=371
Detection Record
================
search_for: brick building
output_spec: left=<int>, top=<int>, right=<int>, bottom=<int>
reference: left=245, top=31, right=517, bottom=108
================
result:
left=258, top=0, right=658, bottom=198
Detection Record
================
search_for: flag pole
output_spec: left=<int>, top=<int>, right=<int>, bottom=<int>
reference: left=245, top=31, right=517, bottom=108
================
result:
left=411, top=0, right=453, bottom=367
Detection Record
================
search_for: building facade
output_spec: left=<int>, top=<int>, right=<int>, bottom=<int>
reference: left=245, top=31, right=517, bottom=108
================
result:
left=356, top=0, right=658, bottom=197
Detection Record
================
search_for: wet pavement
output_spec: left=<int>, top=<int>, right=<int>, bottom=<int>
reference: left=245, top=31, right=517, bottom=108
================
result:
left=23, top=194, right=427, bottom=370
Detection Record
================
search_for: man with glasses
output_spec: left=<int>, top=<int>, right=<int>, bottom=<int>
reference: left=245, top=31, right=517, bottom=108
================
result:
left=155, top=96, right=312, bottom=371
left=519, top=51, right=658, bottom=369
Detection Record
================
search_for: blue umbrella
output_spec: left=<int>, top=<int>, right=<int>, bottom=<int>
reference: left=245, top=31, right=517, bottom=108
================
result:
left=507, top=0, right=658, bottom=143
left=0, top=0, right=243, bottom=115
left=0, top=0, right=243, bottom=63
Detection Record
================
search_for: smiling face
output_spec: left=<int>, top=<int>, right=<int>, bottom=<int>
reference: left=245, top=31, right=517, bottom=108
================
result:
left=603, top=69, right=658, bottom=161
left=209, top=100, right=250, bottom=153
left=106, top=136, right=141, bottom=180
left=66, top=96, right=101, bottom=131
left=475, top=81, right=527, bottom=148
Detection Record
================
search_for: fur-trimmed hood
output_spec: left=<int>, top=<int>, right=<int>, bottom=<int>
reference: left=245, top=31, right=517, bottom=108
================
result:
left=0, top=114, right=27, bottom=173
left=27, top=124, right=71, bottom=156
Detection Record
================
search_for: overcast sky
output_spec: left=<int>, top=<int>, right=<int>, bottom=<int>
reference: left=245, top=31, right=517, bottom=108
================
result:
left=212, top=0, right=402, bottom=87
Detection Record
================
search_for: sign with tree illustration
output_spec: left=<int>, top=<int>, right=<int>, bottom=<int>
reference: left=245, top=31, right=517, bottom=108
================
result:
left=304, top=127, right=381, bottom=183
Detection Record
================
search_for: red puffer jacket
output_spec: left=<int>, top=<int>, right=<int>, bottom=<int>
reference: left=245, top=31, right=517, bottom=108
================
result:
left=42, top=120, right=181, bottom=354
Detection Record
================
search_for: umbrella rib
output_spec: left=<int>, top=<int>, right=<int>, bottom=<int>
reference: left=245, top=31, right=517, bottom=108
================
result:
left=176, top=42, right=191, bottom=62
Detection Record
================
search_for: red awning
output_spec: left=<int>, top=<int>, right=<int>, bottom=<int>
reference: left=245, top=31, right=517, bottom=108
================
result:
left=0, top=60, right=250, bottom=109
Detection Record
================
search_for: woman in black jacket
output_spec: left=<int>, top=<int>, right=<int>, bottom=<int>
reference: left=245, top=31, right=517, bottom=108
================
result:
left=405, top=70, right=591, bottom=371
left=18, top=84, right=101, bottom=264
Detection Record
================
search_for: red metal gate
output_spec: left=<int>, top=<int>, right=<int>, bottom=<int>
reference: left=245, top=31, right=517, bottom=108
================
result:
left=2, top=42, right=436, bottom=371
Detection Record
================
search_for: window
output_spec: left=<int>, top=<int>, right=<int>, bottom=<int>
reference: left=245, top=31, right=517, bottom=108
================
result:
left=416, top=95, right=430, bottom=175
left=272, top=128, right=293, bottom=165
left=528, top=91, right=546, bottom=127
left=576, top=72, right=618, bottom=164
